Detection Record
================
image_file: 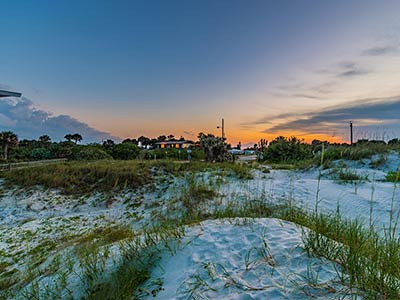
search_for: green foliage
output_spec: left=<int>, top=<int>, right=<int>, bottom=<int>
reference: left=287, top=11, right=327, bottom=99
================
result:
left=29, top=148, right=53, bottom=160
left=74, top=147, right=112, bottom=161
left=297, top=211, right=400, bottom=299
left=144, top=148, right=205, bottom=161
left=323, top=146, right=375, bottom=161
left=49, top=142, right=77, bottom=159
left=386, top=170, right=400, bottom=182
left=263, top=136, right=312, bottom=163
left=0, top=131, right=18, bottom=161
left=1, top=161, right=153, bottom=194
left=321, top=142, right=391, bottom=162
left=336, top=169, right=367, bottom=183
left=111, top=143, right=140, bottom=160
left=198, top=133, right=232, bottom=162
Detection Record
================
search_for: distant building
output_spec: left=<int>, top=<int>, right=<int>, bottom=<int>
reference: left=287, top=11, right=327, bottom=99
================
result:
left=155, top=141, right=193, bottom=149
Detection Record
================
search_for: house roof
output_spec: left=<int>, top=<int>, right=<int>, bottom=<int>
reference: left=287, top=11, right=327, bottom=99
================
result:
left=0, top=90, right=22, bottom=98
left=155, top=141, right=194, bottom=145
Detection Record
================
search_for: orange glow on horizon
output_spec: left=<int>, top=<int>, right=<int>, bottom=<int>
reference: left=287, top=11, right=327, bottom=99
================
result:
left=225, top=130, right=346, bottom=146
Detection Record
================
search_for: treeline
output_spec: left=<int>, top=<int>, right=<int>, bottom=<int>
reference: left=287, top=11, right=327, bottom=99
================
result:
left=0, top=131, right=202, bottom=162
left=1, top=130, right=400, bottom=164
left=259, top=136, right=400, bottom=164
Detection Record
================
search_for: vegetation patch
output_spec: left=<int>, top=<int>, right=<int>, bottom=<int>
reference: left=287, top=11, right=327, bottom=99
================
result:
left=0, top=161, right=153, bottom=195
left=336, top=169, right=367, bottom=183
left=386, top=170, right=400, bottom=182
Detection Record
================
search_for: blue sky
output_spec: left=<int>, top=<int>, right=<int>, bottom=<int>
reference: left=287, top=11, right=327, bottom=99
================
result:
left=1, top=0, right=400, bottom=143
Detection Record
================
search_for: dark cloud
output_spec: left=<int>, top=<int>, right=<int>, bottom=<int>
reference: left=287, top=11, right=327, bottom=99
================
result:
left=183, top=130, right=194, bottom=137
left=336, top=62, right=370, bottom=78
left=291, top=93, right=322, bottom=100
left=363, top=45, right=399, bottom=56
left=0, top=97, right=117, bottom=142
left=258, top=97, right=400, bottom=139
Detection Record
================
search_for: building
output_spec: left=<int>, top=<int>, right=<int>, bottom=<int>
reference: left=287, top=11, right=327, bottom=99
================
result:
left=0, top=90, right=22, bottom=98
left=155, top=141, right=193, bottom=149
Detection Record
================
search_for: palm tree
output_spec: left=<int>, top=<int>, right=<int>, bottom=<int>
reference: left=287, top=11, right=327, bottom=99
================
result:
left=0, top=131, right=18, bottom=161
left=38, top=135, right=51, bottom=147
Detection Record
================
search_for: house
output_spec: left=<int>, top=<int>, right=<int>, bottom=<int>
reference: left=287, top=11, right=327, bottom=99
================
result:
left=155, top=141, right=194, bottom=149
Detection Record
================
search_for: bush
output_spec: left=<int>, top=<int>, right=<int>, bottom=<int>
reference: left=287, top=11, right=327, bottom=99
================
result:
left=386, top=170, right=400, bottom=182
left=74, top=148, right=113, bottom=160
left=29, top=148, right=53, bottom=160
left=144, top=148, right=204, bottom=160
left=337, top=169, right=366, bottom=183
left=51, top=142, right=76, bottom=159
left=263, top=136, right=311, bottom=163
left=198, top=134, right=232, bottom=162
left=111, top=143, right=140, bottom=160
left=8, top=147, right=31, bottom=161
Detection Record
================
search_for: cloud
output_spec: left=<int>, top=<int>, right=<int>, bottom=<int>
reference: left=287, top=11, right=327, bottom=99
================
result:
left=291, top=93, right=322, bottom=100
left=257, top=97, right=400, bottom=140
left=183, top=130, right=195, bottom=137
left=362, top=45, right=399, bottom=56
left=0, top=96, right=117, bottom=142
left=336, top=62, right=370, bottom=78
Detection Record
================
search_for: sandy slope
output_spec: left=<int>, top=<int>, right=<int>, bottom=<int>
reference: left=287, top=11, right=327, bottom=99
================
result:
left=0, top=153, right=399, bottom=298
left=145, top=218, right=359, bottom=300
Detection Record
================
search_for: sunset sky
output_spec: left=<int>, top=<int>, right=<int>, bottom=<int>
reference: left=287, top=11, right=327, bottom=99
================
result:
left=1, top=0, right=400, bottom=145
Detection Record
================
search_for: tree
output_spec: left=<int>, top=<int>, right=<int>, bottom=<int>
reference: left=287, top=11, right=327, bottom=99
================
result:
left=198, top=133, right=232, bottom=162
left=111, top=143, right=140, bottom=160
left=138, top=136, right=150, bottom=146
left=71, top=133, right=82, bottom=144
left=38, top=135, right=51, bottom=148
left=0, top=131, right=18, bottom=161
left=157, top=135, right=167, bottom=142
left=102, top=139, right=115, bottom=150
left=257, top=139, right=268, bottom=151
left=122, top=138, right=138, bottom=145
left=64, top=134, right=73, bottom=142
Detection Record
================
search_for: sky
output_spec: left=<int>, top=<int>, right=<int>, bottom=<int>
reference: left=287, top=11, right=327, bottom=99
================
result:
left=1, top=0, right=400, bottom=145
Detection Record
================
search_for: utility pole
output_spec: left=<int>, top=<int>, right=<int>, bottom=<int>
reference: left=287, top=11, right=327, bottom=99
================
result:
left=217, top=118, right=225, bottom=140
left=349, top=121, right=353, bottom=145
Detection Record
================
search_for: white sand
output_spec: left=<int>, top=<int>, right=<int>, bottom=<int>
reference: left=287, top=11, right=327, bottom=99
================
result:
left=1, top=153, right=399, bottom=298
left=145, top=218, right=360, bottom=300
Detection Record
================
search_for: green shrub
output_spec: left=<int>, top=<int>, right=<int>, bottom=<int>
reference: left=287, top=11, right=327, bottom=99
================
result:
left=29, top=148, right=53, bottom=160
left=198, top=133, right=232, bottom=162
left=8, top=147, right=31, bottom=161
left=263, top=136, right=312, bottom=163
left=144, top=148, right=204, bottom=161
left=337, top=169, right=366, bottom=183
left=386, top=170, right=400, bottom=182
left=323, top=144, right=388, bottom=162
left=111, top=143, right=140, bottom=160
left=74, top=148, right=112, bottom=160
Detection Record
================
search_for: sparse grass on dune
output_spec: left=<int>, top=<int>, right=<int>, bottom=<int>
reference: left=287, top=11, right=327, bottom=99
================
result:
left=4, top=223, right=184, bottom=299
left=4, top=157, right=400, bottom=299
left=0, top=160, right=153, bottom=195
left=0, top=159, right=254, bottom=195
left=336, top=168, right=367, bottom=183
